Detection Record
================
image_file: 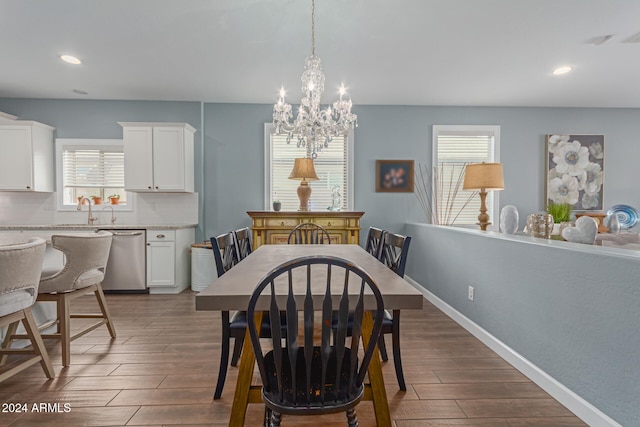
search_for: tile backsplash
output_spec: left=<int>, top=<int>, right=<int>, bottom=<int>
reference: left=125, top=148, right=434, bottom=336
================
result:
left=0, top=192, right=198, bottom=225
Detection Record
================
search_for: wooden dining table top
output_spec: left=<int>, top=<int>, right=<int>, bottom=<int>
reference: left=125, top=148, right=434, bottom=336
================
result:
left=195, top=244, right=423, bottom=312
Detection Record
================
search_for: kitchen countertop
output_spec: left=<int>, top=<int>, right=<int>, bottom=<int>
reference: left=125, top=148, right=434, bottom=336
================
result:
left=0, top=224, right=197, bottom=230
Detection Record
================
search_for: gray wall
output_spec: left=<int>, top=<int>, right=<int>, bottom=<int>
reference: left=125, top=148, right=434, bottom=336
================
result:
left=202, top=104, right=640, bottom=240
left=405, top=223, right=640, bottom=426
left=3, top=99, right=639, bottom=241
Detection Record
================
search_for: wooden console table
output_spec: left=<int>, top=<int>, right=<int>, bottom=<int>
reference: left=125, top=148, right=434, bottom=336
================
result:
left=247, top=211, right=364, bottom=249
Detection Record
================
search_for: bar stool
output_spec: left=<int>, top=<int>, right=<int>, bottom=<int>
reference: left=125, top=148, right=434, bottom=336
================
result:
left=0, top=237, right=55, bottom=382
left=37, top=231, right=115, bottom=366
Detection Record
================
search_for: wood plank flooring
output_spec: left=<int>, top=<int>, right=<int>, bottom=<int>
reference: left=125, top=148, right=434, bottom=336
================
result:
left=0, top=291, right=587, bottom=426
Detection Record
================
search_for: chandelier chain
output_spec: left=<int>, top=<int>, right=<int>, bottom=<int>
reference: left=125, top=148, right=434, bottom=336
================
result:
left=311, top=0, right=315, bottom=56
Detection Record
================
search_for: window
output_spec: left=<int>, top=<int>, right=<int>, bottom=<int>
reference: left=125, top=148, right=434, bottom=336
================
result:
left=432, top=125, right=500, bottom=226
left=56, top=139, right=129, bottom=210
left=264, top=124, right=354, bottom=211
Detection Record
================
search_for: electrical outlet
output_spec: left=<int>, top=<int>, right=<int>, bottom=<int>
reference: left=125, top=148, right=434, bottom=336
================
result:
left=468, top=285, right=474, bottom=301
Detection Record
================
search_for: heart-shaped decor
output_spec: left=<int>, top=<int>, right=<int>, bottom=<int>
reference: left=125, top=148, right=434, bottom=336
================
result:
left=561, top=216, right=598, bottom=244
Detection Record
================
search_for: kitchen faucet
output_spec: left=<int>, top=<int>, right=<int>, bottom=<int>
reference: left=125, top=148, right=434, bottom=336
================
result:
left=102, top=205, right=117, bottom=225
left=77, top=197, right=97, bottom=225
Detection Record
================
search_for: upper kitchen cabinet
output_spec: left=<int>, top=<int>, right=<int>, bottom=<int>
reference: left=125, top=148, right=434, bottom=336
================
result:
left=0, top=120, right=55, bottom=192
left=119, top=122, right=195, bottom=192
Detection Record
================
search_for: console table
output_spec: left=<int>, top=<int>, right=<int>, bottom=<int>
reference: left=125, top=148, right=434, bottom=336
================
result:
left=247, top=211, right=364, bottom=249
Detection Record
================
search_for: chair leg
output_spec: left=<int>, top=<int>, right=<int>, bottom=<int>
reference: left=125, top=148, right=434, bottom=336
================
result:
left=391, top=309, right=406, bottom=391
left=22, top=308, right=55, bottom=379
left=271, top=411, right=282, bottom=426
left=378, top=334, right=389, bottom=361
left=58, top=294, right=71, bottom=367
left=0, top=320, right=19, bottom=366
left=263, top=406, right=271, bottom=427
left=346, top=408, right=358, bottom=426
left=230, top=333, right=244, bottom=367
left=214, top=310, right=231, bottom=399
left=94, top=284, right=116, bottom=338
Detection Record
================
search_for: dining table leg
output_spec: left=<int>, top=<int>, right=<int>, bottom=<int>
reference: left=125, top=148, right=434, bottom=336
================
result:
left=362, top=310, right=392, bottom=427
left=228, top=311, right=263, bottom=427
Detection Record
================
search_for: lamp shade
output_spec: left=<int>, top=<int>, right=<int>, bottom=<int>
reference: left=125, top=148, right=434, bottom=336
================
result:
left=463, top=163, right=504, bottom=191
left=288, top=158, right=319, bottom=181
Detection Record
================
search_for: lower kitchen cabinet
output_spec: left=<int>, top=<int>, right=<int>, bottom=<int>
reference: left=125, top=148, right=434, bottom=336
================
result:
left=146, top=228, right=195, bottom=294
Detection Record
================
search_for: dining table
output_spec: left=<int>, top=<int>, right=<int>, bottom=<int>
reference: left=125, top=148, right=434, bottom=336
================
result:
left=195, top=243, right=424, bottom=427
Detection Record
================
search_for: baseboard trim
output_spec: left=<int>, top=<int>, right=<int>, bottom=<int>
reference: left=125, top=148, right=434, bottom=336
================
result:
left=405, top=275, right=621, bottom=427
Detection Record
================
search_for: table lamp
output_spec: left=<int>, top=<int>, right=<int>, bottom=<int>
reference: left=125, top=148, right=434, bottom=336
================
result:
left=462, top=162, right=504, bottom=230
left=289, top=158, right=319, bottom=211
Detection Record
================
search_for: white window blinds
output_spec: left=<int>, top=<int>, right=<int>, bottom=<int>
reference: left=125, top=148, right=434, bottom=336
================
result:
left=433, top=126, right=500, bottom=226
left=266, top=125, right=353, bottom=212
left=62, top=148, right=124, bottom=188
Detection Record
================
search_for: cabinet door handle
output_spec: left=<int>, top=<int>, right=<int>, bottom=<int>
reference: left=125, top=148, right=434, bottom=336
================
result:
left=155, top=186, right=159, bottom=189
left=148, top=186, right=152, bottom=189
left=147, top=243, right=151, bottom=246
left=280, top=221, right=285, bottom=226
left=156, top=234, right=165, bottom=239
left=327, top=221, right=332, bottom=226
left=26, top=186, right=31, bottom=189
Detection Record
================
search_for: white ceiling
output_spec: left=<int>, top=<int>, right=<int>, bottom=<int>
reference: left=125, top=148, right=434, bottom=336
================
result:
left=2, top=0, right=640, bottom=108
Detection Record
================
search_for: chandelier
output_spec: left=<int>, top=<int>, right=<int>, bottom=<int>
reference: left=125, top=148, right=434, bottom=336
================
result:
left=272, top=0, right=357, bottom=159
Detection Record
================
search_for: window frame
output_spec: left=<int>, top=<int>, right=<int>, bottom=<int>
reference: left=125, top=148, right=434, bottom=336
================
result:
left=432, top=125, right=501, bottom=228
left=55, top=138, right=133, bottom=212
left=263, top=123, right=354, bottom=211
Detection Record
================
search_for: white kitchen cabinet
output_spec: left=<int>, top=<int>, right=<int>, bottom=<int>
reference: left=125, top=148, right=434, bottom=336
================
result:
left=0, top=121, right=55, bottom=191
left=119, top=122, right=195, bottom=192
left=146, top=228, right=195, bottom=294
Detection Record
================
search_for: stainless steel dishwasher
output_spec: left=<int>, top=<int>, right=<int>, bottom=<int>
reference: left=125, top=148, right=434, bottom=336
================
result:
left=100, top=229, right=148, bottom=293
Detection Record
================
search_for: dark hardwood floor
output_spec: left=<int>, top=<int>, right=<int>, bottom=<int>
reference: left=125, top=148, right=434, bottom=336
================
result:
left=0, top=291, right=587, bottom=426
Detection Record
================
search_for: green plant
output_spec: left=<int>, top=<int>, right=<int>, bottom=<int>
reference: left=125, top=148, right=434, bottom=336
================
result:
left=108, top=194, right=120, bottom=199
left=547, top=202, right=572, bottom=223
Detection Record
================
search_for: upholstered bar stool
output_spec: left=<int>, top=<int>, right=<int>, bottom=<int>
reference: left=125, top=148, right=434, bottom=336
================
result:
left=37, top=231, right=115, bottom=367
left=0, top=237, right=55, bottom=382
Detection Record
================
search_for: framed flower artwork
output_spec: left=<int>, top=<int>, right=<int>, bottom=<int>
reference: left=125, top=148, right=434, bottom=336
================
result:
left=376, top=160, right=414, bottom=192
left=545, top=134, right=604, bottom=210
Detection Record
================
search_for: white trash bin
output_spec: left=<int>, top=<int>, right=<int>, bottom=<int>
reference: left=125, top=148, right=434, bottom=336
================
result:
left=191, top=243, right=216, bottom=292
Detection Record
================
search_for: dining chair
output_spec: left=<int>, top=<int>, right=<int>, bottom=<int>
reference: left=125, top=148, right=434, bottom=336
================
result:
left=210, top=231, right=284, bottom=400
left=234, top=227, right=253, bottom=260
left=246, top=255, right=385, bottom=426
left=0, top=238, right=55, bottom=382
left=287, top=222, right=331, bottom=244
left=331, top=230, right=412, bottom=391
left=364, top=226, right=386, bottom=258
left=375, top=231, right=412, bottom=391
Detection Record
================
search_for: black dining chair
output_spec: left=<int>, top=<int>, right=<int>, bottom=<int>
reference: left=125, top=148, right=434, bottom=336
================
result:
left=364, top=226, right=386, bottom=258
left=210, top=231, right=285, bottom=400
left=287, top=222, right=331, bottom=244
left=246, top=255, right=385, bottom=426
left=375, top=231, right=411, bottom=391
left=331, top=230, right=412, bottom=391
left=234, top=227, right=252, bottom=260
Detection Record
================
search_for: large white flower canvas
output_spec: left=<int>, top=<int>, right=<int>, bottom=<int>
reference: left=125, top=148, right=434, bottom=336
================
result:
left=546, top=134, right=604, bottom=211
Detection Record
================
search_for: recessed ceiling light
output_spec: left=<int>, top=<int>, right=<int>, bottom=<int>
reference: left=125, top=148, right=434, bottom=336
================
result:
left=60, top=55, right=81, bottom=65
left=552, top=66, right=573, bottom=76
left=73, top=89, right=88, bottom=95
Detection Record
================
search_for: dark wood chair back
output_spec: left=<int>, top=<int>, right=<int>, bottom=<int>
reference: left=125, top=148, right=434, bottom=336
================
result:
left=364, top=227, right=385, bottom=258
left=287, top=222, right=331, bottom=244
left=234, top=227, right=253, bottom=260
left=378, top=232, right=411, bottom=278
left=210, top=232, right=240, bottom=277
left=246, top=256, right=385, bottom=423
